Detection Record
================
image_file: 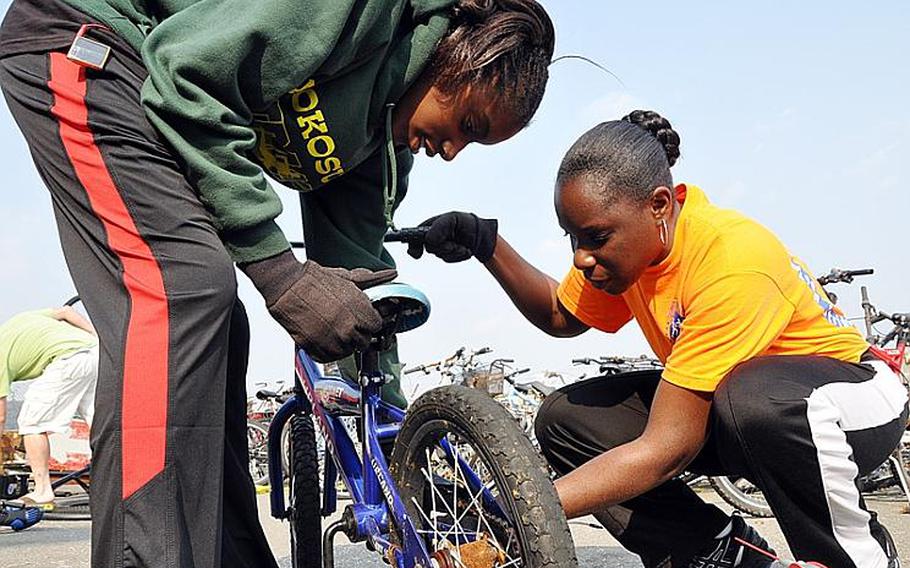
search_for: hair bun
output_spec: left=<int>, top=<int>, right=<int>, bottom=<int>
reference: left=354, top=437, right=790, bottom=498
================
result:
left=622, top=110, right=680, bottom=167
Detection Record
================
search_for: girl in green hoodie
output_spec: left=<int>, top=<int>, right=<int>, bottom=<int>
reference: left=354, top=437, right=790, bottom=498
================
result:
left=0, top=0, right=554, bottom=566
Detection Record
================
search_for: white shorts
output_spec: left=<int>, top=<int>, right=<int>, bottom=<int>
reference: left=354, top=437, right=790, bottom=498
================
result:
left=17, top=346, right=98, bottom=435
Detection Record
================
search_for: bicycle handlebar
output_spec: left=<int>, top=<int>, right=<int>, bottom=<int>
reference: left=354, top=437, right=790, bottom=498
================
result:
left=817, top=267, right=874, bottom=286
left=860, top=285, right=910, bottom=347
left=404, top=346, right=493, bottom=375
left=383, top=227, right=429, bottom=244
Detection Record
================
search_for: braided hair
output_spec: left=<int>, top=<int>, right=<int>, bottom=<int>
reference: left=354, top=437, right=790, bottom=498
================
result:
left=430, top=0, right=555, bottom=127
left=556, top=110, right=681, bottom=203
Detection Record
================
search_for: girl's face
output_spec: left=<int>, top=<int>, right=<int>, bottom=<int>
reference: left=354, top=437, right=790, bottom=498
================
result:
left=556, top=177, right=669, bottom=295
left=392, top=81, right=523, bottom=162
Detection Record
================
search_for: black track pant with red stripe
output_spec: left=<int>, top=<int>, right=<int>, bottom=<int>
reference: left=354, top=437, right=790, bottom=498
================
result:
left=0, top=19, right=279, bottom=568
left=535, top=355, right=908, bottom=567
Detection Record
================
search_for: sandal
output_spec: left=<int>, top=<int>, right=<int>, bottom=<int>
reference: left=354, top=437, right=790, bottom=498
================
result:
left=8, top=496, right=56, bottom=512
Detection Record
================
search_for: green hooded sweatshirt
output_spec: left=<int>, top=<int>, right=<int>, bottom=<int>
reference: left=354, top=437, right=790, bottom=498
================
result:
left=59, top=0, right=456, bottom=263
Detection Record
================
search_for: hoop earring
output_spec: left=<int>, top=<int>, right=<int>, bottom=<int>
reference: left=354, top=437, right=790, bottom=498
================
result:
left=658, top=219, right=669, bottom=247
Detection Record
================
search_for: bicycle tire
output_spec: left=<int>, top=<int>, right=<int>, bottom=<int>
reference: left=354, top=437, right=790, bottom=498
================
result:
left=288, top=412, right=321, bottom=568
left=247, top=419, right=270, bottom=486
left=391, top=385, right=577, bottom=568
left=43, top=494, right=91, bottom=521
left=708, top=476, right=774, bottom=518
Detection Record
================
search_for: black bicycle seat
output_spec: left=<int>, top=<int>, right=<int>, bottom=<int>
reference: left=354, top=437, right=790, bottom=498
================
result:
left=514, top=381, right=555, bottom=396
left=255, top=389, right=280, bottom=400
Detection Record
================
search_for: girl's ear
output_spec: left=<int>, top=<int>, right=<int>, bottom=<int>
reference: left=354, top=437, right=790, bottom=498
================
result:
left=649, top=186, right=673, bottom=220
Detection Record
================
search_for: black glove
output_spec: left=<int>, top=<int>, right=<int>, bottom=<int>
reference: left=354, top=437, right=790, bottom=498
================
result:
left=241, top=250, right=397, bottom=362
left=407, top=212, right=498, bottom=263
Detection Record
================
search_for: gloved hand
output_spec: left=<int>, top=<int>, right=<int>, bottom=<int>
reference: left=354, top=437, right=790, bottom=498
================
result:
left=241, top=250, right=397, bottom=362
left=407, top=212, right=498, bottom=263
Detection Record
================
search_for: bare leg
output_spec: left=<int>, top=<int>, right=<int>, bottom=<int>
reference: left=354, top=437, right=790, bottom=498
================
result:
left=23, top=433, right=55, bottom=503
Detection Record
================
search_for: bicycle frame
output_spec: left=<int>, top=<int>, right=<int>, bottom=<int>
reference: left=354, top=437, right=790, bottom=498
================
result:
left=266, top=347, right=498, bottom=568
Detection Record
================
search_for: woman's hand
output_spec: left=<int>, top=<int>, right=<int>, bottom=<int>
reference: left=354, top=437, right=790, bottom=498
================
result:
left=555, top=379, right=713, bottom=519
left=407, top=211, right=498, bottom=263
left=241, top=250, right=397, bottom=362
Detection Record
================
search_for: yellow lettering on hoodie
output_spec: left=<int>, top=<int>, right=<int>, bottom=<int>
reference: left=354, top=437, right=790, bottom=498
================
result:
left=290, top=80, right=319, bottom=113
left=296, top=110, right=328, bottom=139
left=289, top=80, right=345, bottom=184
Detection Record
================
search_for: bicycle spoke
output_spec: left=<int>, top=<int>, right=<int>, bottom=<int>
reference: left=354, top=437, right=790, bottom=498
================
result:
left=443, top=436, right=520, bottom=566
left=415, top=443, right=522, bottom=567
left=427, top=447, right=440, bottom=548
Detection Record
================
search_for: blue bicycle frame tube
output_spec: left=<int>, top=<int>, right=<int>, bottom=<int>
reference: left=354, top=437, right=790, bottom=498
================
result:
left=358, top=351, right=432, bottom=568
left=296, top=352, right=365, bottom=503
left=268, top=351, right=365, bottom=517
left=267, top=394, right=302, bottom=518
left=268, top=348, right=434, bottom=567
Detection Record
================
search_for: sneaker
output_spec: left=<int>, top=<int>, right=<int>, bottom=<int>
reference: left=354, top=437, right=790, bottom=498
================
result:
left=688, top=514, right=775, bottom=568
left=0, top=504, right=43, bottom=531
left=870, top=512, right=901, bottom=568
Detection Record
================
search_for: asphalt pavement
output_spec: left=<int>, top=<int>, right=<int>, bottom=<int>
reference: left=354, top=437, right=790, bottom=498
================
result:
left=2, top=488, right=908, bottom=567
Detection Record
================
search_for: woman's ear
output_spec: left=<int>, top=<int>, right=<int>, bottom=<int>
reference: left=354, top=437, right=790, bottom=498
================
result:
left=649, top=186, right=674, bottom=220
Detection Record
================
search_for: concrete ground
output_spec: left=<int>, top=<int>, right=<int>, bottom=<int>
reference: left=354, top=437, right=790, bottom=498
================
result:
left=2, top=487, right=908, bottom=567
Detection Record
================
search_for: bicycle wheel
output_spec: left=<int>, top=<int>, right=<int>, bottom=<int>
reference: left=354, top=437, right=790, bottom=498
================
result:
left=247, top=419, right=270, bottom=486
left=709, top=476, right=773, bottom=518
left=391, top=385, right=577, bottom=568
left=288, top=412, right=322, bottom=568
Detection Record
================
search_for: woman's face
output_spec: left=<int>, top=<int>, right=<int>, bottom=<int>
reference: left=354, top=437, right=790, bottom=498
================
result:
left=392, top=81, right=523, bottom=162
left=556, top=177, right=667, bottom=295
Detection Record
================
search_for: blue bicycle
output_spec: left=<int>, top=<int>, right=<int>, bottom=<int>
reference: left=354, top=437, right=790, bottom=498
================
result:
left=266, top=232, right=576, bottom=568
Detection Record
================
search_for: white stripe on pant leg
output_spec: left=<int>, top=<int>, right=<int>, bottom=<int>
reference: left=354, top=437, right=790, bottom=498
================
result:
left=814, top=362, right=908, bottom=431
left=806, top=363, right=906, bottom=568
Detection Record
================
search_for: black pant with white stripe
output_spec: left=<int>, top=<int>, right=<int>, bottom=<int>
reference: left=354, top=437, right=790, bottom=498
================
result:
left=535, top=355, right=908, bottom=567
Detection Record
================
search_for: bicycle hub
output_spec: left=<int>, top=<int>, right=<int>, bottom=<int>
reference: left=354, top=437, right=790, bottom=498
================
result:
left=431, top=536, right=505, bottom=568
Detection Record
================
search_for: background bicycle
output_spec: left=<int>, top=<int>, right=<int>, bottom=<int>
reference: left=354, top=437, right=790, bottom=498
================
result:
left=247, top=380, right=290, bottom=486
left=404, top=346, right=553, bottom=445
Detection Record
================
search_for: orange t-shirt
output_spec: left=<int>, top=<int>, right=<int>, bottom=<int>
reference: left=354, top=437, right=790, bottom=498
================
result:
left=556, top=184, right=869, bottom=392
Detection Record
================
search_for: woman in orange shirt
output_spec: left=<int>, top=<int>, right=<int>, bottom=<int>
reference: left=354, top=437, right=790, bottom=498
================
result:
left=411, top=111, right=908, bottom=567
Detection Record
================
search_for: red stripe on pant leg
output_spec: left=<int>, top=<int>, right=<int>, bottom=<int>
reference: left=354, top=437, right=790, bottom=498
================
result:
left=47, top=52, right=169, bottom=500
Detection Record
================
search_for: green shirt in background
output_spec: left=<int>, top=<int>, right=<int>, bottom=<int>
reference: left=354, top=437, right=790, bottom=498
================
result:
left=0, top=309, right=97, bottom=397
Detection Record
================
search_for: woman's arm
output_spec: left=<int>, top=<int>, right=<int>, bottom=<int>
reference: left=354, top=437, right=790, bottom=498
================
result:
left=484, top=236, right=588, bottom=337
left=554, top=379, right=713, bottom=518
left=410, top=212, right=589, bottom=337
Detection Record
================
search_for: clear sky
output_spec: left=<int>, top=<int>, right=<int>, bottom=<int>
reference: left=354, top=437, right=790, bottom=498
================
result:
left=1, top=2, right=907, bottom=389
